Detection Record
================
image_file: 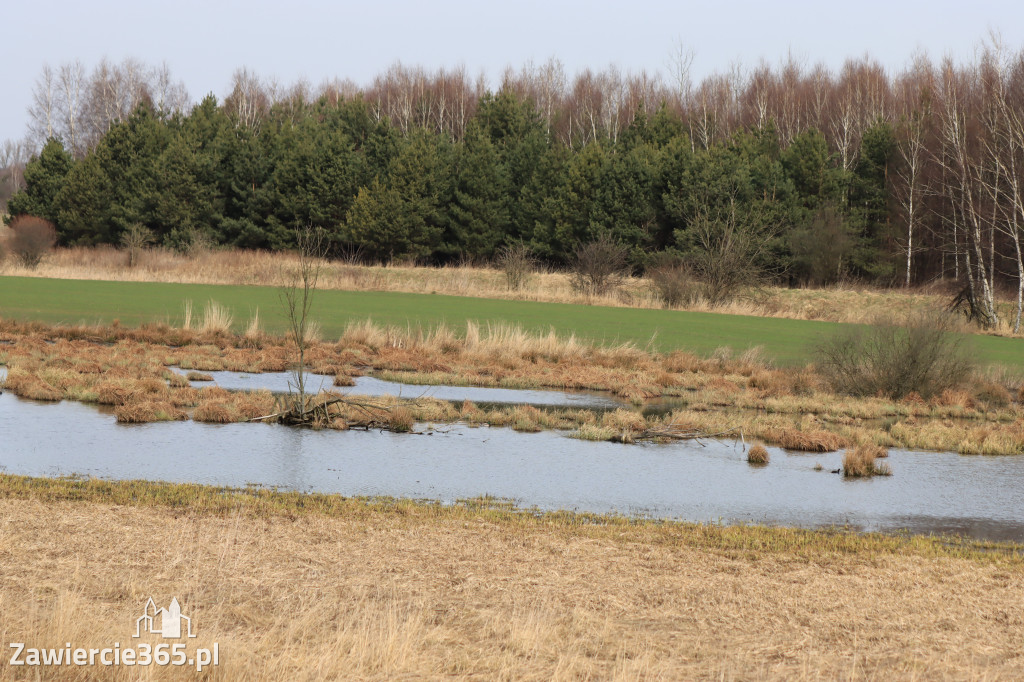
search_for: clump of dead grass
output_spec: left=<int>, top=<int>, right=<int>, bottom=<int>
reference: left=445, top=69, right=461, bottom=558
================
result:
left=114, top=400, right=186, bottom=423
left=199, top=300, right=233, bottom=334
left=1, top=368, right=63, bottom=401
left=843, top=444, right=893, bottom=477
left=747, top=443, right=770, bottom=464
left=387, top=406, right=415, bottom=432
left=194, top=401, right=240, bottom=423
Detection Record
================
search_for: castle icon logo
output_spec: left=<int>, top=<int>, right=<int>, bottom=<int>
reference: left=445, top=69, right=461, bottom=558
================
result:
left=134, top=598, right=196, bottom=639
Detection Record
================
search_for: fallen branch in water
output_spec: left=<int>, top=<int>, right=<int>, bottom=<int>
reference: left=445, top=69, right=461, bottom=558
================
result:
left=635, top=424, right=744, bottom=446
left=250, top=394, right=416, bottom=431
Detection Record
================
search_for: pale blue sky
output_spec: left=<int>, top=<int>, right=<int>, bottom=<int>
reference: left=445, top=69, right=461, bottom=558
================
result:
left=2, top=0, right=1022, bottom=142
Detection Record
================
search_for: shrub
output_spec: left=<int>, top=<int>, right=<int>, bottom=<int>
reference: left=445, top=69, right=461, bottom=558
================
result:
left=787, top=206, right=855, bottom=285
left=570, top=234, right=629, bottom=297
left=120, top=223, right=154, bottom=268
left=680, top=202, right=779, bottom=305
left=647, top=253, right=695, bottom=308
left=7, top=215, right=56, bottom=268
left=496, top=241, right=535, bottom=291
left=747, top=443, right=770, bottom=464
left=816, top=310, right=974, bottom=400
left=166, top=225, right=212, bottom=258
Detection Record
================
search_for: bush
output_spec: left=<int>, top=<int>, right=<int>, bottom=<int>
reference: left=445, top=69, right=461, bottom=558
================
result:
left=679, top=202, right=779, bottom=305
left=788, top=206, right=855, bottom=285
left=570, top=234, right=629, bottom=297
left=816, top=310, right=974, bottom=400
left=647, top=253, right=695, bottom=307
left=166, top=225, right=212, bottom=258
left=120, top=223, right=155, bottom=267
left=496, top=241, right=535, bottom=291
left=7, top=215, right=56, bottom=268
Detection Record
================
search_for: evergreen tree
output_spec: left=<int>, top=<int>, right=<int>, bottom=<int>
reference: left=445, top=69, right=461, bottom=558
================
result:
left=6, top=138, right=74, bottom=234
left=445, top=124, right=510, bottom=259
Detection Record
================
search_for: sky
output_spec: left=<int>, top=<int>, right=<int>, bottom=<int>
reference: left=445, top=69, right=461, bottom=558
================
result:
left=2, top=0, right=1024, bottom=143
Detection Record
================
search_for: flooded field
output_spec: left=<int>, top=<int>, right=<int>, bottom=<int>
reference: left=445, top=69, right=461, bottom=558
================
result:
left=2, top=390, right=1023, bottom=541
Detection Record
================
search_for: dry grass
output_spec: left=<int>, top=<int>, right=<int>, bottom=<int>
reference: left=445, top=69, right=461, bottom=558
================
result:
left=386, top=405, right=415, bottom=432
left=2, top=319, right=1024, bottom=453
left=114, top=400, right=186, bottom=423
left=747, top=443, right=770, bottom=464
left=6, top=245, right=1024, bottom=338
left=0, top=476, right=1019, bottom=680
left=843, top=445, right=893, bottom=477
left=199, top=300, right=233, bottom=334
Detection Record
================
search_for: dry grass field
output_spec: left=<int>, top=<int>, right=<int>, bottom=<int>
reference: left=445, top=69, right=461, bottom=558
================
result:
left=4, top=245, right=1022, bottom=337
left=0, top=477, right=1021, bottom=681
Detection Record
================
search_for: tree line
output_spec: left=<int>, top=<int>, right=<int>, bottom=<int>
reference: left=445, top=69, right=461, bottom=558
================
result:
left=4, top=43, right=1024, bottom=328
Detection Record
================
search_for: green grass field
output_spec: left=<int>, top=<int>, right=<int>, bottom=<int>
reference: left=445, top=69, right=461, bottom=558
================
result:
left=2, top=275, right=1022, bottom=368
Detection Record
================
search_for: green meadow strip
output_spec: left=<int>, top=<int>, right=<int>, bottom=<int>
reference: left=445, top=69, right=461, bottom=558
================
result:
left=3, top=275, right=1023, bottom=368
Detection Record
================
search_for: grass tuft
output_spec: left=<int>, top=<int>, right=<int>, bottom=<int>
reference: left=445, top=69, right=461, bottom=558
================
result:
left=387, top=406, right=415, bottom=432
left=199, top=299, right=233, bottom=334
left=114, top=400, right=186, bottom=423
left=747, top=443, right=770, bottom=464
left=843, top=445, right=893, bottom=477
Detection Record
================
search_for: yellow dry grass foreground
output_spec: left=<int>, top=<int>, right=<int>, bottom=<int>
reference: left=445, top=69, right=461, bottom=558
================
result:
left=5, top=245, right=1024, bottom=337
left=0, top=477, right=1021, bottom=681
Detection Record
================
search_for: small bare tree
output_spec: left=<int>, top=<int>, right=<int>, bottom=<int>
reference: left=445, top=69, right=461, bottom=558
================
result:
left=685, top=199, right=779, bottom=304
left=570, top=234, right=629, bottom=297
left=120, top=223, right=154, bottom=267
left=496, top=241, right=535, bottom=291
left=281, top=226, right=327, bottom=418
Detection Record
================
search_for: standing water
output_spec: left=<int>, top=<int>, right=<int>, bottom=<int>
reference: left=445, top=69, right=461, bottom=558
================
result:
left=170, top=369, right=626, bottom=408
left=1, top=391, right=1023, bottom=542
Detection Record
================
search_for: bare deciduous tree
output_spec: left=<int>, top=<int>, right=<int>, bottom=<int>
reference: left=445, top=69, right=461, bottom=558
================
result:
left=225, top=67, right=268, bottom=130
left=281, top=226, right=327, bottom=418
left=120, top=223, right=154, bottom=268
left=893, top=57, right=934, bottom=286
left=57, top=61, right=86, bottom=156
left=152, top=61, right=190, bottom=118
left=27, top=65, right=57, bottom=149
left=685, top=198, right=780, bottom=304
left=570, top=234, right=629, bottom=297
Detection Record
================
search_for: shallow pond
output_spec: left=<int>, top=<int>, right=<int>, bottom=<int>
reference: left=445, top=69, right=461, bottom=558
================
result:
left=2, top=391, right=1023, bottom=542
left=172, top=369, right=626, bottom=409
